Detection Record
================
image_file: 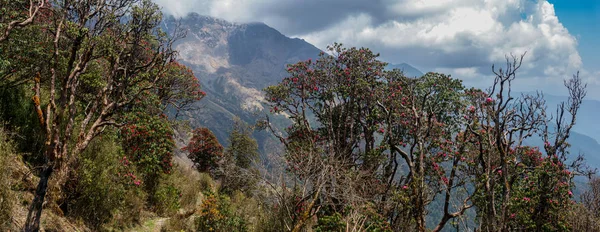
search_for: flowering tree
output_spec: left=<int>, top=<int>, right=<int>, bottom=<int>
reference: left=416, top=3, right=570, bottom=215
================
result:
left=265, top=43, right=476, bottom=231
left=265, top=43, right=393, bottom=231
left=6, top=0, right=205, bottom=230
left=463, top=55, right=589, bottom=231
left=377, top=70, right=474, bottom=231
left=120, top=112, right=175, bottom=188
left=264, top=45, right=589, bottom=231
left=184, top=127, right=224, bottom=173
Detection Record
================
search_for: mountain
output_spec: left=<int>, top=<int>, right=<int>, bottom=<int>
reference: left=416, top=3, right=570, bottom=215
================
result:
left=163, top=14, right=426, bottom=153
left=162, top=13, right=322, bottom=152
left=518, top=93, right=600, bottom=170
left=386, top=63, right=424, bottom=77
left=163, top=14, right=599, bottom=174
left=542, top=94, right=600, bottom=143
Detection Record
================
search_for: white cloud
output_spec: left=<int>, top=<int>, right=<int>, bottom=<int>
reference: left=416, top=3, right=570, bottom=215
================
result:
left=152, top=0, right=597, bottom=97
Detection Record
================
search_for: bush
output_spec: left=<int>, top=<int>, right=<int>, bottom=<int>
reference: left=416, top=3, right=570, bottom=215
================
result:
left=0, top=126, right=15, bottom=230
left=198, top=172, right=217, bottom=192
left=195, top=191, right=248, bottom=232
left=170, top=165, right=206, bottom=210
left=152, top=180, right=181, bottom=216
left=314, top=213, right=345, bottom=232
left=162, top=214, right=195, bottom=232
left=65, top=133, right=145, bottom=230
left=570, top=203, right=600, bottom=232
left=218, top=162, right=259, bottom=196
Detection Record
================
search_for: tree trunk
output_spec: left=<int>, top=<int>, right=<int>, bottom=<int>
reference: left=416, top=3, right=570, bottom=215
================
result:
left=433, top=214, right=451, bottom=232
left=24, top=164, right=54, bottom=232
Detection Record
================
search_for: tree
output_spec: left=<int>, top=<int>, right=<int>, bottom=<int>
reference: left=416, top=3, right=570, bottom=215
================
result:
left=0, top=0, right=46, bottom=43
left=184, top=127, right=224, bottom=173
left=463, top=55, right=589, bottom=231
left=120, top=110, right=175, bottom=191
left=3, top=0, right=205, bottom=230
left=377, top=70, right=473, bottom=231
left=265, top=43, right=392, bottom=231
left=571, top=177, right=600, bottom=231
left=218, top=119, right=260, bottom=194
left=264, top=44, right=589, bottom=231
left=582, top=177, right=600, bottom=219
left=227, top=118, right=259, bottom=169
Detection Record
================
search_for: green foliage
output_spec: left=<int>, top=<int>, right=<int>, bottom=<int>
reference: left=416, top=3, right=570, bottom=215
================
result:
left=152, top=181, right=181, bottom=216
left=361, top=205, right=394, bottom=232
left=570, top=203, right=600, bottom=231
left=219, top=119, right=260, bottom=195
left=0, top=2, right=591, bottom=229
left=195, top=191, right=248, bottom=232
left=198, top=172, right=217, bottom=193
left=227, top=119, right=259, bottom=169
left=157, top=61, right=206, bottom=112
left=0, top=86, right=45, bottom=163
left=170, top=165, right=206, bottom=210
left=314, top=213, right=346, bottom=232
left=1, top=0, right=207, bottom=230
left=506, top=147, right=573, bottom=231
left=65, top=132, right=146, bottom=230
left=0, top=126, right=15, bottom=231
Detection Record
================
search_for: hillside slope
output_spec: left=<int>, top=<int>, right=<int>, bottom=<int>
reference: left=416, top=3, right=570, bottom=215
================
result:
left=162, top=14, right=321, bottom=151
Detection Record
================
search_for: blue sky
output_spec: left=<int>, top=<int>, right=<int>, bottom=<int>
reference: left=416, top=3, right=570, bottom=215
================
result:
left=154, top=0, right=600, bottom=98
left=551, top=0, right=599, bottom=71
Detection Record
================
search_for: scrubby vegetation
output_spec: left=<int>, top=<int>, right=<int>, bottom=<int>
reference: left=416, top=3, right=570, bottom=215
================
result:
left=1, top=0, right=599, bottom=231
left=0, top=127, right=16, bottom=230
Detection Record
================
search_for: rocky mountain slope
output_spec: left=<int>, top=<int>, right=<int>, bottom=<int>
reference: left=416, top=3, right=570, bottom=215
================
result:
left=162, top=13, right=321, bottom=151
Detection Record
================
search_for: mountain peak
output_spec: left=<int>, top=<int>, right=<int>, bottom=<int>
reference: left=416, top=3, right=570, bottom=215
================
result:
left=183, top=12, right=236, bottom=25
left=386, top=63, right=424, bottom=78
left=165, top=14, right=322, bottom=143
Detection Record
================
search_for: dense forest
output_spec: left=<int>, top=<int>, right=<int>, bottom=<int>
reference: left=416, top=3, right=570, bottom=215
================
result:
left=1, top=0, right=600, bottom=231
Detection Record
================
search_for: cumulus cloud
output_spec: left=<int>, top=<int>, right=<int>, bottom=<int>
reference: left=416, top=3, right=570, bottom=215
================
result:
left=153, top=0, right=597, bottom=96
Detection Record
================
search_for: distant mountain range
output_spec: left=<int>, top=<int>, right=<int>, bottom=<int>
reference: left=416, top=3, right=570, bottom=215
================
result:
left=386, top=63, right=424, bottom=77
left=162, top=13, right=321, bottom=153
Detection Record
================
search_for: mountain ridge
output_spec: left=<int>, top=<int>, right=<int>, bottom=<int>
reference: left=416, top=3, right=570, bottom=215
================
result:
left=162, top=13, right=321, bottom=150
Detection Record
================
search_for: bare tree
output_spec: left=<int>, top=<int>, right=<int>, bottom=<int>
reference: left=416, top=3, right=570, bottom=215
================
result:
left=468, top=53, right=588, bottom=231
left=582, top=177, right=600, bottom=219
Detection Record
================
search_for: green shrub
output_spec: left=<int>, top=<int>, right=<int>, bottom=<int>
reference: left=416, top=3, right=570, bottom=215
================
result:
left=162, top=214, right=195, bottom=232
left=0, top=126, right=15, bottom=230
left=198, top=172, right=216, bottom=192
left=65, top=133, right=145, bottom=230
left=314, top=213, right=346, bottom=232
left=152, top=181, right=181, bottom=216
left=195, top=191, right=248, bottom=232
left=0, top=86, right=45, bottom=164
left=171, top=165, right=204, bottom=210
